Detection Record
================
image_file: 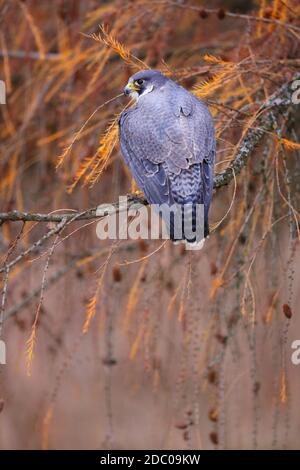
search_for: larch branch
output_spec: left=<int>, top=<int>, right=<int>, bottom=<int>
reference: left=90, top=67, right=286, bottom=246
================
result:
left=0, top=72, right=299, bottom=225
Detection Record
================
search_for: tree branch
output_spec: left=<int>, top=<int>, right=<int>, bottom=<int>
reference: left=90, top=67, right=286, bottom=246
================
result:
left=153, top=2, right=300, bottom=34
left=0, top=72, right=298, bottom=225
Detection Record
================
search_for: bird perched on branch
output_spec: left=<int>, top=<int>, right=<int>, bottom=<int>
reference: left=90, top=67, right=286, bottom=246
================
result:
left=119, top=69, right=215, bottom=248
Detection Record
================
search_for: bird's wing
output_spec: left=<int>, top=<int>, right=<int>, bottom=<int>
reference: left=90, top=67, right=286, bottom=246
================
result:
left=119, top=117, right=173, bottom=206
left=119, top=84, right=215, bottom=210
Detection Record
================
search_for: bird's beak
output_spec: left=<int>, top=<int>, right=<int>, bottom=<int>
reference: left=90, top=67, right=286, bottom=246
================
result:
left=124, top=82, right=139, bottom=95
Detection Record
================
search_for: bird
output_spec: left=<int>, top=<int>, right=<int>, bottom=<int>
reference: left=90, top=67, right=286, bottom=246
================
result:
left=119, top=69, right=215, bottom=248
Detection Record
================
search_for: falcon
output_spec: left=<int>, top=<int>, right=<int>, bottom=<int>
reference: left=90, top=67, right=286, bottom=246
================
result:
left=119, top=69, right=215, bottom=247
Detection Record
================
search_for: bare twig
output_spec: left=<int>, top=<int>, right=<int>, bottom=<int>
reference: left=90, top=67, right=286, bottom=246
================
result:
left=3, top=241, right=140, bottom=321
left=0, top=50, right=62, bottom=61
left=151, top=2, right=300, bottom=34
left=0, top=72, right=298, bottom=226
left=3, top=258, right=80, bottom=321
left=0, top=217, right=68, bottom=274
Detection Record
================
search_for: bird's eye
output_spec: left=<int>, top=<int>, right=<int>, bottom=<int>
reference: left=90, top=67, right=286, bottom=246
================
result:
left=135, top=79, right=144, bottom=86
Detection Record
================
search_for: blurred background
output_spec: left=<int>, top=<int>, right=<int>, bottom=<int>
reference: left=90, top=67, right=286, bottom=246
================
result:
left=0, top=0, right=299, bottom=449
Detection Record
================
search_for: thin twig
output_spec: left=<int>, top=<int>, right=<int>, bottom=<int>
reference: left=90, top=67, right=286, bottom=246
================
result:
left=1, top=71, right=298, bottom=225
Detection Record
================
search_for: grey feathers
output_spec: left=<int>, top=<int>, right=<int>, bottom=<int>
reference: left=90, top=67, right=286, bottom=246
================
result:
left=119, top=70, right=215, bottom=241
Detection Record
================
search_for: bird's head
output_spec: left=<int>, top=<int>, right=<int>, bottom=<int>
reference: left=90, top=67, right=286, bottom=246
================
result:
left=124, top=69, right=167, bottom=101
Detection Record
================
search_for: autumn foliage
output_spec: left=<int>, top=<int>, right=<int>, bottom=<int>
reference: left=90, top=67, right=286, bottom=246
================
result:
left=0, top=0, right=299, bottom=450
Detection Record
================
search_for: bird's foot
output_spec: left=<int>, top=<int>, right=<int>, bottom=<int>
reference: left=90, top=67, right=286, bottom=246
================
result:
left=128, top=190, right=144, bottom=202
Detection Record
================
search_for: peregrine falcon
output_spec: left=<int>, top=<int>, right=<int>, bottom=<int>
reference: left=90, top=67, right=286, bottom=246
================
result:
left=119, top=70, right=215, bottom=247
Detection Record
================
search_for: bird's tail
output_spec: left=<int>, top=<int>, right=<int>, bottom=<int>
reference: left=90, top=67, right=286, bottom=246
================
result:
left=167, top=201, right=208, bottom=244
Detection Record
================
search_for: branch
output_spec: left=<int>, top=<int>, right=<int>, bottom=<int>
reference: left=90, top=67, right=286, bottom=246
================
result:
left=152, top=2, right=300, bottom=34
left=0, top=50, right=62, bottom=61
left=3, top=241, right=140, bottom=321
left=214, top=72, right=299, bottom=188
left=0, top=197, right=146, bottom=223
left=0, top=72, right=298, bottom=225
